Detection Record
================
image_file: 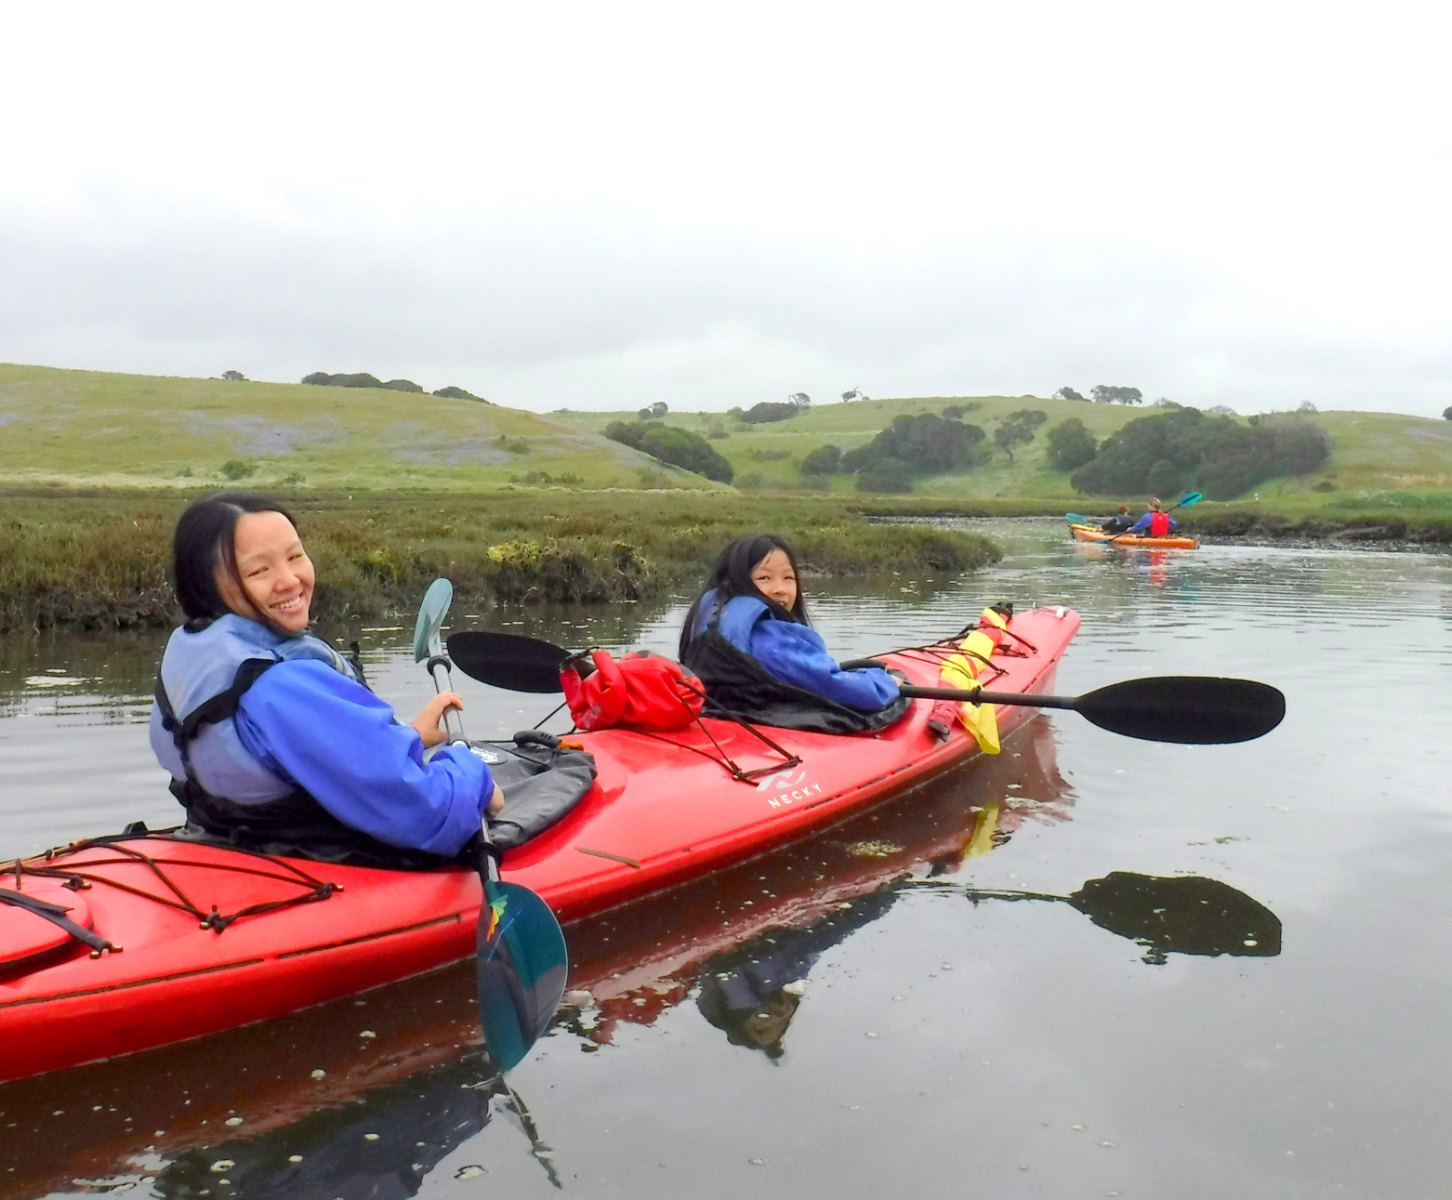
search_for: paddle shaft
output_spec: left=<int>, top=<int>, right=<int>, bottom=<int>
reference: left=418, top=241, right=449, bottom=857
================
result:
left=444, top=629, right=1284, bottom=744
left=900, top=684, right=1080, bottom=710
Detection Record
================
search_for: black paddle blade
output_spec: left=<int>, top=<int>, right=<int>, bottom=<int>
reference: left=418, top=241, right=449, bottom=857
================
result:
left=448, top=632, right=570, bottom=694
left=477, top=880, right=569, bottom=1072
left=1075, top=676, right=1285, bottom=745
left=1067, top=872, right=1281, bottom=963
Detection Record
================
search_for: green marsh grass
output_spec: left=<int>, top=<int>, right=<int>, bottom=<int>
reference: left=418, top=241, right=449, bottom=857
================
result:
left=0, top=491, right=1001, bottom=632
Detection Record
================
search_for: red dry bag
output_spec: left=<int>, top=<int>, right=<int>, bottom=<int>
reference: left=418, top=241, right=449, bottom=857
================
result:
left=560, top=649, right=706, bottom=732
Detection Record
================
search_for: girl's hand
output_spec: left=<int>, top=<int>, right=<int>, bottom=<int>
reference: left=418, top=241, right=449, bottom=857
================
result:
left=411, top=691, right=463, bottom=748
left=487, top=782, right=505, bottom=817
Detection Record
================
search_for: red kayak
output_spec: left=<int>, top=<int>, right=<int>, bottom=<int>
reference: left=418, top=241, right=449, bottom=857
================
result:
left=0, top=604, right=1079, bottom=1083
left=0, top=720, right=1076, bottom=1195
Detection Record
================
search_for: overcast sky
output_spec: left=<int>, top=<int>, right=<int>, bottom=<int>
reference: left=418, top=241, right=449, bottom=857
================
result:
left=3, top=3, right=1447, bottom=416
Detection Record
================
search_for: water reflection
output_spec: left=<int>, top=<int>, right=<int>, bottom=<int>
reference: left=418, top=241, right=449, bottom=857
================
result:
left=0, top=719, right=1092, bottom=1193
left=905, top=870, right=1282, bottom=966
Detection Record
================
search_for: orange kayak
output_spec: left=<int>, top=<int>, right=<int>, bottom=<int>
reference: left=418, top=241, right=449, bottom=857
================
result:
left=1069, top=522, right=1198, bottom=550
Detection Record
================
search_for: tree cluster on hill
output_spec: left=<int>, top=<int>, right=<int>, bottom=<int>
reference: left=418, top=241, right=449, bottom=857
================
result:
left=433, top=385, right=489, bottom=403
left=301, top=373, right=491, bottom=402
left=739, top=401, right=801, bottom=425
left=993, top=409, right=1048, bottom=462
left=1045, top=417, right=1098, bottom=471
left=604, top=421, right=734, bottom=484
left=799, top=444, right=842, bottom=475
left=799, top=412, right=991, bottom=492
left=302, top=371, right=423, bottom=393
left=1069, top=408, right=1331, bottom=500
left=1054, top=385, right=1144, bottom=404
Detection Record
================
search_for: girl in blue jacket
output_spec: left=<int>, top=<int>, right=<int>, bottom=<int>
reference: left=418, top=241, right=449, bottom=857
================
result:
left=678, top=534, right=902, bottom=722
left=150, top=492, right=502, bottom=864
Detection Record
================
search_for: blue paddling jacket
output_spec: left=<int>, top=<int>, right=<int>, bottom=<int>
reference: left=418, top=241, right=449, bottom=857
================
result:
left=681, top=592, right=908, bottom=733
left=150, top=613, right=494, bottom=866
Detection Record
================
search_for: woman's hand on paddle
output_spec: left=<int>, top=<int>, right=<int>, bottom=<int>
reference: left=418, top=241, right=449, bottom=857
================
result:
left=487, top=782, right=505, bottom=817
left=411, top=690, right=464, bottom=747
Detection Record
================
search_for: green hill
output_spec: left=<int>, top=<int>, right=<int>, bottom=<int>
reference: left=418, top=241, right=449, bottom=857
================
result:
left=0, top=363, right=714, bottom=493
left=3, top=364, right=1449, bottom=516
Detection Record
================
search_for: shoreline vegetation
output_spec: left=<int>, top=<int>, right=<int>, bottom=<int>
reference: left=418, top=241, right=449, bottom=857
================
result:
left=1, top=491, right=1001, bottom=634
left=5, top=489, right=1449, bottom=635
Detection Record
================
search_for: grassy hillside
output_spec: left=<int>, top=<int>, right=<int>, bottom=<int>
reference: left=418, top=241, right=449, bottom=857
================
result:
left=553, top=397, right=1452, bottom=512
left=0, top=363, right=714, bottom=493
left=3, top=364, right=1449, bottom=517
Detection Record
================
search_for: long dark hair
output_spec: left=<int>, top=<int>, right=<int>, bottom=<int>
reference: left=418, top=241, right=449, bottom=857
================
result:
left=172, top=491, right=298, bottom=625
left=678, top=534, right=809, bottom=657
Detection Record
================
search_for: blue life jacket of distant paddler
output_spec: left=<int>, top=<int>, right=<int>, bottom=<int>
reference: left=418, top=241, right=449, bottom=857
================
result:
left=149, top=614, right=453, bottom=867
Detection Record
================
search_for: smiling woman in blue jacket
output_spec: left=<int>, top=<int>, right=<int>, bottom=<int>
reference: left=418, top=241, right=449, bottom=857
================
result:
left=149, top=492, right=502, bottom=866
left=677, top=534, right=908, bottom=733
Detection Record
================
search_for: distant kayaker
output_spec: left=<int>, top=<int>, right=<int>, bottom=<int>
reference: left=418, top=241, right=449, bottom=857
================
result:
left=1101, top=504, right=1134, bottom=534
left=1128, top=498, right=1178, bottom=538
left=677, top=534, right=909, bottom=732
left=149, top=492, right=504, bottom=866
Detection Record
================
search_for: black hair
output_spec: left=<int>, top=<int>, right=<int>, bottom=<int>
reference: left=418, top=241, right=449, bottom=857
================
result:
left=678, top=533, right=809, bottom=658
left=172, top=491, right=298, bottom=625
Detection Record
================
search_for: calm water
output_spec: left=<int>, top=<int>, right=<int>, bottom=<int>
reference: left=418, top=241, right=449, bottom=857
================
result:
left=2, top=519, right=1450, bottom=1199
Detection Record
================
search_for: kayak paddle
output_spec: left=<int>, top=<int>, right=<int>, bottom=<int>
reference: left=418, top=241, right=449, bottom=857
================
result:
left=445, top=630, right=1285, bottom=745
left=906, top=870, right=1281, bottom=961
left=415, top=580, right=568, bottom=1072
left=445, top=630, right=570, bottom=693
left=896, top=676, right=1282, bottom=744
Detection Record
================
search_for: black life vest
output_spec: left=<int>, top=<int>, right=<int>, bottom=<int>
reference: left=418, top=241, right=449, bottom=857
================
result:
left=681, top=623, right=910, bottom=734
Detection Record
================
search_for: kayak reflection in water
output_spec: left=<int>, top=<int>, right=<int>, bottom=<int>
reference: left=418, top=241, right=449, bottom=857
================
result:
left=691, top=865, right=1281, bottom=1058
left=148, top=1054, right=558, bottom=1199
left=695, top=888, right=898, bottom=1059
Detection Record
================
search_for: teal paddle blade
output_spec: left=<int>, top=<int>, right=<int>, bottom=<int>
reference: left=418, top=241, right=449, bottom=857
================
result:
left=414, top=578, right=454, bottom=662
left=477, top=880, right=568, bottom=1072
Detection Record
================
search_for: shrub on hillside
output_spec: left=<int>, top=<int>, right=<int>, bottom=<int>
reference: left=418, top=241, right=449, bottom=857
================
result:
left=605, top=421, right=734, bottom=483
left=433, top=385, right=487, bottom=403
left=302, top=372, right=384, bottom=389
left=741, top=401, right=799, bottom=425
left=1046, top=418, right=1097, bottom=471
left=854, top=457, right=917, bottom=493
left=1070, top=408, right=1331, bottom=499
left=800, top=444, right=843, bottom=476
left=842, top=413, right=990, bottom=476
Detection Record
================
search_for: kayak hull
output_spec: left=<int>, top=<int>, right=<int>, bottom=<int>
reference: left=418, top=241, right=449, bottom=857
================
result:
left=1, top=604, right=1079, bottom=1082
left=1069, top=522, right=1198, bottom=550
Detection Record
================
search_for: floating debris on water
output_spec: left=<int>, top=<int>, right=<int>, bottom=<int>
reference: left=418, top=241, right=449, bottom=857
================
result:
left=845, top=840, right=902, bottom=858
